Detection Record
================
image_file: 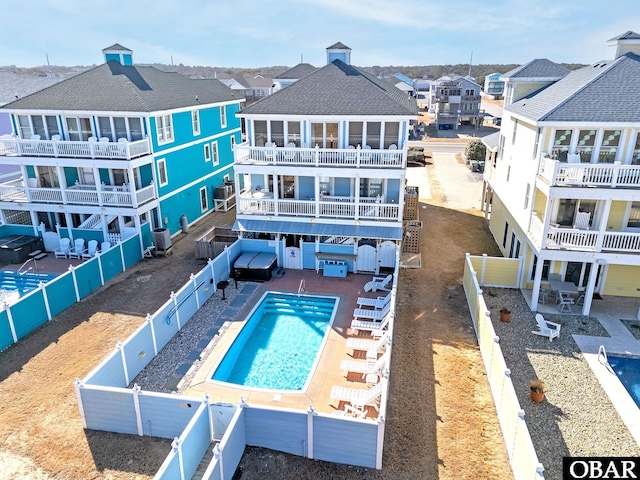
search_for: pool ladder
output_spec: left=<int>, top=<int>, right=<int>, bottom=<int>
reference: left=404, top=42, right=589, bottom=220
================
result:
left=598, top=345, right=615, bottom=374
left=17, top=258, right=35, bottom=275
left=297, top=279, right=305, bottom=296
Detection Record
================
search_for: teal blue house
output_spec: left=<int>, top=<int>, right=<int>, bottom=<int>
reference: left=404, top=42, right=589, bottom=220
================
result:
left=0, top=44, right=242, bottom=251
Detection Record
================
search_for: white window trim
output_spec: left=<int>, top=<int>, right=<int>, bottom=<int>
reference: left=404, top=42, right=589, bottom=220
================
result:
left=204, top=143, right=211, bottom=162
left=192, top=110, right=200, bottom=136
left=211, top=141, right=219, bottom=166
left=157, top=159, right=168, bottom=186
left=156, top=115, right=174, bottom=145
left=200, top=186, right=208, bottom=212
left=230, top=135, right=235, bottom=153
left=624, top=201, right=640, bottom=232
left=220, top=105, right=227, bottom=128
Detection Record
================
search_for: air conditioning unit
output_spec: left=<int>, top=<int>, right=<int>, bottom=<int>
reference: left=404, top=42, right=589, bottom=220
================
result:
left=223, top=180, right=235, bottom=194
left=215, top=184, right=233, bottom=199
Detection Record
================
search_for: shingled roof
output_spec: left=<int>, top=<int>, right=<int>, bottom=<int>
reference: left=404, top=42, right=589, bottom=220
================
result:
left=506, top=53, right=640, bottom=123
left=2, top=62, right=240, bottom=112
left=240, top=60, right=417, bottom=116
left=274, top=63, right=317, bottom=80
left=102, top=43, right=131, bottom=52
left=501, top=59, right=570, bottom=80
left=608, top=31, right=640, bottom=41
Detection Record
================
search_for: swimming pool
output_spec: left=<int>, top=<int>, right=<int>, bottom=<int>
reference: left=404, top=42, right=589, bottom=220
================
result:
left=608, top=355, right=640, bottom=409
left=0, top=271, right=55, bottom=305
left=211, top=292, right=339, bottom=391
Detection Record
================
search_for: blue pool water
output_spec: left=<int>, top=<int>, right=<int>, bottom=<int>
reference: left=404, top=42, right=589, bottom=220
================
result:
left=608, top=355, right=640, bottom=408
left=0, top=271, right=55, bottom=305
left=212, top=292, right=338, bottom=390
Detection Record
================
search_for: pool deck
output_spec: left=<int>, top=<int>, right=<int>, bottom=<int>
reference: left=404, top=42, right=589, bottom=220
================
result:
left=0, top=251, right=84, bottom=275
left=184, top=269, right=387, bottom=417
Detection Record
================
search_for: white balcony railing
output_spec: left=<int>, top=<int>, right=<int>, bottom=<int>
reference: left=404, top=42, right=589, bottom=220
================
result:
left=238, top=194, right=399, bottom=221
left=235, top=143, right=404, bottom=168
left=0, top=137, right=151, bottom=160
left=539, top=156, right=640, bottom=188
left=0, top=180, right=156, bottom=208
left=531, top=222, right=640, bottom=253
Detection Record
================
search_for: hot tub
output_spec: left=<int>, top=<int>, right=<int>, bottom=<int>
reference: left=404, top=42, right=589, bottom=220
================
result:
left=0, top=235, right=45, bottom=264
left=233, top=252, right=277, bottom=281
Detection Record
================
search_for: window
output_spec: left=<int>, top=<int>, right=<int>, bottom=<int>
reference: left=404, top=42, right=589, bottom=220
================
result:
left=497, top=134, right=505, bottom=161
left=230, top=135, right=236, bottom=153
left=271, top=121, right=284, bottom=146
left=524, top=183, right=531, bottom=209
left=129, top=118, right=143, bottom=141
left=211, top=141, right=219, bottom=165
left=553, top=129, right=573, bottom=161
left=366, top=122, right=380, bottom=149
left=37, top=166, right=59, bottom=188
left=348, top=122, right=363, bottom=147
left=254, top=120, right=267, bottom=146
left=204, top=143, right=211, bottom=162
left=533, top=128, right=541, bottom=160
left=384, top=122, right=399, bottom=148
left=511, top=119, right=518, bottom=145
left=632, top=132, right=640, bottom=165
left=98, top=117, right=113, bottom=141
left=17, top=115, right=31, bottom=138
left=45, top=116, right=60, bottom=138
left=192, top=110, right=200, bottom=135
left=628, top=201, right=640, bottom=229
left=113, top=117, right=127, bottom=141
left=112, top=169, right=128, bottom=186
left=287, top=122, right=301, bottom=146
left=531, top=256, right=551, bottom=281
left=576, top=129, right=596, bottom=162
left=156, top=115, right=173, bottom=143
left=220, top=105, right=227, bottom=128
left=200, top=186, right=208, bottom=212
left=78, top=167, right=95, bottom=185
left=157, top=159, right=168, bottom=186
left=502, top=221, right=509, bottom=248
left=599, top=130, right=621, bottom=163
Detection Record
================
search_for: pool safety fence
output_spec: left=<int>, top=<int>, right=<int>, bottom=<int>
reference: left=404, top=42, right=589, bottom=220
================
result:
left=0, top=235, right=142, bottom=352
left=463, top=253, right=545, bottom=480
left=77, top=239, right=399, bottom=475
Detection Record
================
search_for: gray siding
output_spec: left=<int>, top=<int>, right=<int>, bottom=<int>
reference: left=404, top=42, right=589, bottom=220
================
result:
left=181, top=407, right=212, bottom=480
left=122, top=323, right=155, bottom=379
left=81, top=388, right=138, bottom=434
left=139, top=394, right=199, bottom=438
left=313, top=416, right=378, bottom=467
left=152, top=300, right=179, bottom=349
left=387, top=178, right=400, bottom=203
left=156, top=451, right=182, bottom=480
left=334, top=177, right=351, bottom=196
left=174, top=285, right=199, bottom=325
left=220, top=408, right=246, bottom=480
left=298, top=176, right=314, bottom=200
left=244, top=407, right=307, bottom=456
left=84, top=351, right=126, bottom=387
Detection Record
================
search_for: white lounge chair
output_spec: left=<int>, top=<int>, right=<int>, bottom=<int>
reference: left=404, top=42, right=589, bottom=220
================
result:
left=532, top=314, right=561, bottom=341
left=353, top=302, right=390, bottom=322
left=340, top=352, right=388, bottom=379
left=330, top=379, right=384, bottom=412
left=357, top=291, right=392, bottom=310
left=68, top=238, right=87, bottom=259
left=54, top=238, right=71, bottom=258
left=332, top=403, right=368, bottom=419
left=81, top=240, right=99, bottom=259
left=351, top=311, right=391, bottom=333
left=100, top=241, right=111, bottom=253
left=345, top=330, right=390, bottom=355
left=363, top=274, right=392, bottom=293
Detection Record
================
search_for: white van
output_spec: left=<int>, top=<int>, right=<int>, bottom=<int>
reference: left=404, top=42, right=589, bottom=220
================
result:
left=415, top=93, right=429, bottom=109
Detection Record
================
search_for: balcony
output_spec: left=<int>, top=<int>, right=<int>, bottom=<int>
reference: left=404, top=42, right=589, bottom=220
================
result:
left=539, top=156, right=640, bottom=188
left=0, top=180, right=156, bottom=208
left=0, top=137, right=152, bottom=160
left=235, top=144, right=404, bottom=168
left=237, top=192, right=400, bottom=221
left=529, top=215, right=640, bottom=253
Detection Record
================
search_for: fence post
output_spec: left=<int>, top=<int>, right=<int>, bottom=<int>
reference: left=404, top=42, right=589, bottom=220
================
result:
left=4, top=302, right=17, bottom=343
left=307, top=405, right=314, bottom=459
left=172, top=438, right=185, bottom=480
left=225, top=246, right=231, bottom=275
left=171, top=292, right=181, bottom=329
left=147, top=314, right=158, bottom=355
left=132, top=384, right=143, bottom=436
left=213, top=443, right=223, bottom=480
left=488, top=335, right=499, bottom=377
left=481, top=253, right=487, bottom=284
left=191, top=274, right=200, bottom=309
left=511, top=410, right=525, bottom=461
left=39, top=281, right=52, bottom=321
left=117, top=341, right=130, bottom=385
left=204, top=393, right=214, bottom=441
left=376, top=415, right=385, bottom=469
left=119, top=241, right=126, bottom=272
left=69, top=265, right=80, bottom=302
left=499, top=369, right=510, bottom=420
left=97, top=252, right=105, bottom=285
left=74, top=378, right=87, bottom=428
left=208, top=258, right=216, bottom=289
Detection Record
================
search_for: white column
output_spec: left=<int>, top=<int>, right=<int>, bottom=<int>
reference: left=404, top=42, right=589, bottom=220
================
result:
left=94, top=166, right=103, bottom=206
left=595, top=199, right=612, bottom=251
left=306, top=405, right=314, bottom=459
left=118, top=341, right=130, bottom=385
left=132, top=384, right=143, bottom=436
left=531, top=254, right=544, bottom=308
left=272, top=173, right=279, bottom=216
left=582, top=261, right=600, bottom=315
left=64, top=212, right=74, bottom=243
left=74, top=378, right=87, bottom=428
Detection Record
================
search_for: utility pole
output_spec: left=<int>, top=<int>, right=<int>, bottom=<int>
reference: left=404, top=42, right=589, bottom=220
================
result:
left=468, top=51, right=473, bottom=77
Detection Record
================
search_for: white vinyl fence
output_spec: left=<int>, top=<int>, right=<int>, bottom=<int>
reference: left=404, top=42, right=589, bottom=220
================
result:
left=463, top=253, right=544, bottom=480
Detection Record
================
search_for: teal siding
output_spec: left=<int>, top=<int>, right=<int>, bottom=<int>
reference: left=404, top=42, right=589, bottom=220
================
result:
left=26, top=165, right=35, bottom=178
left=122, top=236, right=142, bottom=269
left=0, top=225, right=35, bottom=235
left=98, top=169, right=110, bottom=184
left=105, top=53, right=120, bottom=63
left=0, top=310, right=13, bottom=351
left=71, top=229, right=105, bottom=244
left=12, top=291, right=48, bottom=339
left=45, top=275, right=77, bottom=317
left=74, top=259, right=102, bottom=298
left=64, top=167, right=79, bottom=186
left=141, top=222, right=152, bottom=249
left=122, top=54, right=133, bottom=66
left=139, top=164, right=153, bottom=187
left=101, top=248, right=123, bottom=282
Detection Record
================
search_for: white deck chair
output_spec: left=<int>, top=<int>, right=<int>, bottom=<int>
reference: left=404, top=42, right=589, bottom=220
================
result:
left=574, top=211, right=591, bottom=230
left=353, top=302, right=390, bottom=321
left=351, top=311, right=391, bottom=333
left=54, top=238, right=71, bottom=258
left=363, top=274, right=392, bottom=293
left=100, top=241, right=111, bottom=253
left=356, top=291, right=392, bottom=310
left=556, top=292, right=574, bottom=313
left=81, top=239, right=99, bottom=259
left=345, top=330, right=390, bottom=355
left=532, top=314, right=561, bottom=341
left=68, top=238, right=87, bottom=259
left=340, top=351, right=388, bottom=378
left=330, top=379, right=384, bottom=412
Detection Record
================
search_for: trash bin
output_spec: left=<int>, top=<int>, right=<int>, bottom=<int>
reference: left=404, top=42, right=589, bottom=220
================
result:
left=153, top=228, right=172, bottom=251
left=180, top=214, right=189, bottom=234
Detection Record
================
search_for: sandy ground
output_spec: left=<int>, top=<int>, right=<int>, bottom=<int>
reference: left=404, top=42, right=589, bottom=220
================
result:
left=0, top=152, right=512, bottom=479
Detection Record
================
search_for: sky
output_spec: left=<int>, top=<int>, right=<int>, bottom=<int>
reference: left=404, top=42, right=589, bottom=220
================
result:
left=2, top=0, right=640, bottom=69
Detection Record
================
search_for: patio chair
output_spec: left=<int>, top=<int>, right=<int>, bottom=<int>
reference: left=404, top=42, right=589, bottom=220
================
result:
left=356, top=291, right=392, bottom=310
left=353, top=302, right=391, bottom=322
left=54, top=238, right=71, bottom=258
left=532, top=314, right=561, bottom=341
left=340, top=351, right=388, bottom=379
left=100, top=241, right=111, bottom=253
left=330, top=378, right=384, bottom=412
left=345, top=330, right=390, bottom=356
left=68, top=238, right=87, bottom=259
left=363, top=274, right=392, bottom=292
left=81, top=240, right=99, bottom=259
left=574, top=211, right=591, bottom=230
left=332, top=403, right=368, bottom=419
left=556, top=292, right=574, bottom=313
left=350, top=311, right=391, bottom=333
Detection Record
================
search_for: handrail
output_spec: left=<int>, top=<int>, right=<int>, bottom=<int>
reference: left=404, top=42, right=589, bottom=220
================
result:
left=297, top=279, right=305, bottom=296
left=17, top=258, right=35, bottom=275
